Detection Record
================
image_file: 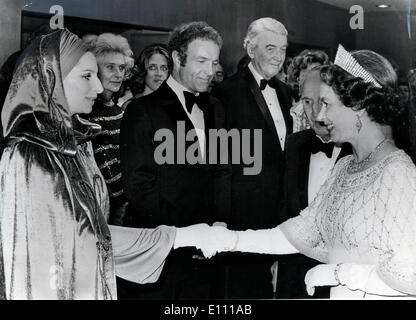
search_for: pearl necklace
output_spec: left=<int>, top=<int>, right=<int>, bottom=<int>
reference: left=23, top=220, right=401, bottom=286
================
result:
left=348, top=138, right=390, bottom=173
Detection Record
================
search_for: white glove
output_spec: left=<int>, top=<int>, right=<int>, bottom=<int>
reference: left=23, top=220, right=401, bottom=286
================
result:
left=174, top=223, right=210, bottom=249
left=231, top=227, right=298, bottom=255
left=212, top=221, right=227, bottom=227
left=204, top=225, right=238, bottom=257
left=304, top=264, right=339, bottom=296
left=174, top=224, right=237, bottom=258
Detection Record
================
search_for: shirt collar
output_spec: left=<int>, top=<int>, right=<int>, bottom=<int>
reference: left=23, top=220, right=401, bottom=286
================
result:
left=315, top=134, right=342, bottom=153
left=316, top=134, right=329, bottom=144
left=248, top=62, right=265, bottom=87
left=166, top=75, right=196, bottom=110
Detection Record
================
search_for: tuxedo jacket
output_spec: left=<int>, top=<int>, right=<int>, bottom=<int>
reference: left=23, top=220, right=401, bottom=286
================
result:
left=213, top=67, right=293, bottom=229
left=281, top=129, right=352, bottom=222
left=120, top=82, right=231, bottom=228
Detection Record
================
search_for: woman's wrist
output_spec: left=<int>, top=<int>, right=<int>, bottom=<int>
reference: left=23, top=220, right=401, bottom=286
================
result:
left=173, top=223, right=208, bottom=249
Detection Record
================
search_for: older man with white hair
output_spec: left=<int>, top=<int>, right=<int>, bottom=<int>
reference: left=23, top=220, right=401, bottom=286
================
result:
left=213, top=17, right=293, bottom=298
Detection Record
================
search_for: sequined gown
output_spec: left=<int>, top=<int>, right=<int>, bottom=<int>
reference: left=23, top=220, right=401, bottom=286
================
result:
left=280, top=150, right=416, bottom=298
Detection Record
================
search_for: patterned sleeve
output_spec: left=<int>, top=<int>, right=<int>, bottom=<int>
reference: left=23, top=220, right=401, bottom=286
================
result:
left=279, top=208, right=328, bottom=263
left=279, top=157, right=348, bottom=263
left=374, top=157, right=416, bottom=295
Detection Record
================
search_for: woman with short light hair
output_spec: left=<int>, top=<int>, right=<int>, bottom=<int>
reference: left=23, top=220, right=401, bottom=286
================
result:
left=83, top=33, right=135, bottom=225
left=287, top=49, right=330, bottom=132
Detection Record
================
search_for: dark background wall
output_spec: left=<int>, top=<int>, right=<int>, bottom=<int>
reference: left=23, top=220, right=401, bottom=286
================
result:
left=0, top=0, right=21, bottom=68
left=0, top=0, right=413, bottom=78
left=355, top=11, right=416, bottom=81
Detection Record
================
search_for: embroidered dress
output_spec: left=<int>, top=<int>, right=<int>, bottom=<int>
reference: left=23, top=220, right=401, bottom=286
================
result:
left=280, top=150, right=416, bottom=298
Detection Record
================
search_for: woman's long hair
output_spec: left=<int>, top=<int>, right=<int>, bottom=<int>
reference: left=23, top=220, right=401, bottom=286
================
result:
left=129, top=44, right=172, bottom=96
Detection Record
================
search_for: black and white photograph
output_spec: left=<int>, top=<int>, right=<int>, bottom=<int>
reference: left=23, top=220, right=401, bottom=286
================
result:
left=0, top=0, right=415, bottom=311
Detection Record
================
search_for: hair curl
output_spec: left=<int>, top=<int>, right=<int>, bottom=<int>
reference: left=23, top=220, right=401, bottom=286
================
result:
left=287, top=49, right=329, bottom=84
left=168, top=21, right=222, bottom=67
left=320, top=64, right=404, bottom=126
left=324, top=49, right=410, bottom=153
left=129, top=44, right=172, bottom=95
left=286, top=49, right=329, bottom=100
left=88, top=33, right=134, bottom=80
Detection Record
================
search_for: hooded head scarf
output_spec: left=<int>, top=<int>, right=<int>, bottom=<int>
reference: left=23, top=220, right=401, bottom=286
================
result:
left=0, top=29, right=114, bottom=300
left=60, top=29, right=88, bottom=79
left=1, top=28, right=100, bottom=156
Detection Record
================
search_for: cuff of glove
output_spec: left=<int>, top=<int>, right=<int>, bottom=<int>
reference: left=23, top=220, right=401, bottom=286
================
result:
left=233, top=230, right=256, bottom=253
left=173, top=223, right=208, bottom=249
left=335, top=263, right=375, bottom=291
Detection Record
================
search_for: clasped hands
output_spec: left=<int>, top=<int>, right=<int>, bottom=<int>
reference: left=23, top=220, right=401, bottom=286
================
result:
left=174, top=223, right=238, bottom=258
left=175, top=225, right=344, bottom=295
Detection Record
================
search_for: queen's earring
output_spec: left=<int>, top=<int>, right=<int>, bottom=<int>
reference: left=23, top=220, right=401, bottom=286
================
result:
left=355, top=114, right=362, bottom=133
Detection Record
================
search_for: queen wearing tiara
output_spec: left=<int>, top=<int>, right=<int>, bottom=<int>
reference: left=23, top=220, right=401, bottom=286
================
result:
left=201, top=45, right=416, bottom=299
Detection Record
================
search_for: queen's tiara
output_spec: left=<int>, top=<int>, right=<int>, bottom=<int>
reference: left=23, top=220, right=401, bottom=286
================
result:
left=334, top=44, right=382, bottom=88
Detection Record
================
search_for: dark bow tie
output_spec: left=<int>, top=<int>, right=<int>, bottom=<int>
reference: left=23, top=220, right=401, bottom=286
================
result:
left=310, top=136, right=334, bottom=158
left=259, top=78, right=276, bottom=90
left=183, top=91, right=209, bottom=113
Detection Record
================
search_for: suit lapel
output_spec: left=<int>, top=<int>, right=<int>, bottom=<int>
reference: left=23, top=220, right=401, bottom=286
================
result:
left=202, top=98, right=217, bottom=164
left=158, top=82, right=213, bottom=164
left=244, top=68, right=281, bottom=144
left=158, top=82, right=195, bottom=133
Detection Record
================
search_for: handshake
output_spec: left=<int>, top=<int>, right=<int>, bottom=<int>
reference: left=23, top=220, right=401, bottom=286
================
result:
left=174, top=223, right=239, bottom=258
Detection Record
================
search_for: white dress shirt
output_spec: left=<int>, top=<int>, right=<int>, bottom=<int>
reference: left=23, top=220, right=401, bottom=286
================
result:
left=248, top=62, right=286, bottom=150
left=166, top=76, right=206, bottom=158
left=308, top=144, right=341, bottom=204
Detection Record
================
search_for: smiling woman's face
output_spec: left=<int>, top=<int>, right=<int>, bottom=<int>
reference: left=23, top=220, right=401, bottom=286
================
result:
left=63, top=52, right=103, bottom=115
left=97, top=51, right=127, bottom=95
left=316, top=83, right=357, bottom=144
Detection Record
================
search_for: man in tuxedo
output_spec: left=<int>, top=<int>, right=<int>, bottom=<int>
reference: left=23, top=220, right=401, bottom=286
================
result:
left=212, top=18, right=293, bottom=299
left=277, top=67, right=351, bottom=298
left=119, top=21, right=231, bottom=299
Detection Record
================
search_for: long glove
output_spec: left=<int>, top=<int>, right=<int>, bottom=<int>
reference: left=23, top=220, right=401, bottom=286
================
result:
left=174, top=224, right=237, bottom=258
left=232, top=226, right=298, bottom=255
